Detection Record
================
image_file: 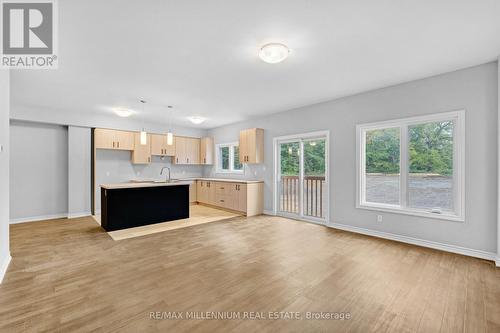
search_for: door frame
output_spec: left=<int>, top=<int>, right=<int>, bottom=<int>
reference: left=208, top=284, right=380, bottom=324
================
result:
left=272, top=130, right=330, bottom=225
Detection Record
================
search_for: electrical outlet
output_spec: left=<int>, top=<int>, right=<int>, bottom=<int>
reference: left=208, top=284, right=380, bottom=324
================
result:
left=377, top=215, right=383, bottom=222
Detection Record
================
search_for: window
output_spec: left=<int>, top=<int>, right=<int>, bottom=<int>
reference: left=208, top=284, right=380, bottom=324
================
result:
left=217, top=142, right=243, bottom=173
left=357, top=111, right=464, bottom=221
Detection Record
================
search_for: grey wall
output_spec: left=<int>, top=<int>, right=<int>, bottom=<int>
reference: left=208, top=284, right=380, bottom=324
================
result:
left=0, top=70, right=10, bottom=282
left=94, top=151, right=204, bottom=211
left=498, top=57, right=500, bottom=262
left=10, top=121, right=69, bottom=221
left=68, top=126, right=91, bottom=217
left=207, top=62, right=498, bottom=254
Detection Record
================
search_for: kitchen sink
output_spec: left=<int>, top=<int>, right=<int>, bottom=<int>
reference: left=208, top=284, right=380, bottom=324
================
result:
left=153, top=179, right=180, bottom=183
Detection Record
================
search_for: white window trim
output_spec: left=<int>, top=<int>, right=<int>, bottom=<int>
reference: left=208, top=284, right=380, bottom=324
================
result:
left=356, top=110, right=465, bottom=222
left=216, top=142, right=244, bottom=174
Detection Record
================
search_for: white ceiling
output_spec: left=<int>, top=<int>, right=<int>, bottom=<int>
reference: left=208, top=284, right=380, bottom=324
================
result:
left=11, top=0, right=500, bottom=129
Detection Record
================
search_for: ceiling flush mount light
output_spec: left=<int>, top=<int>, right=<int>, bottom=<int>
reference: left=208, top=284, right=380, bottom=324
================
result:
left=259, top=43, right=290, bottom=64
left=113, top=107, right=134, bottom=118
left=188, top=116, right=206, bottom=125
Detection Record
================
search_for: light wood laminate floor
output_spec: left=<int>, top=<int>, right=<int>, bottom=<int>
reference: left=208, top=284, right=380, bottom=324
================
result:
left=1, top=215, right=499, bottom=332
left=95, top=205, right=241, bottom=240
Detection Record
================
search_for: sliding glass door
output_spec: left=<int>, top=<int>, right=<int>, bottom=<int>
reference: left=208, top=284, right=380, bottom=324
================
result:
left=278, top=141, right=301, bottom=216
left=276, top=133, right=328, bottom=223
left=303, top=138, right=327, bottom=219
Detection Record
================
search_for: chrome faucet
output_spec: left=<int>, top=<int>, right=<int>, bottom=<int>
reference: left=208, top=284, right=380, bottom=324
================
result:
left=160, top=167, right=171, bottom=182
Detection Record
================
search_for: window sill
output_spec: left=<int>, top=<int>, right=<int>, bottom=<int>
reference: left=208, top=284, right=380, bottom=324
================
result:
left=215, top=170, right=244, bottom=175
left=357, top=203, right=464, bottom=222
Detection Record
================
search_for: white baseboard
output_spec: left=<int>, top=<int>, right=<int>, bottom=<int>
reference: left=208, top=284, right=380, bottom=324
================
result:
left=68, top=211, right=91, bottom=219
left=329, top=222, right=497, bottom=262
left=496, top=257, right=500, bottom=267
left=10, top=213, right=68, bottom=224
left=0, top=253, right=11, bottom=284
left=263, top=210, right=275, bottom=216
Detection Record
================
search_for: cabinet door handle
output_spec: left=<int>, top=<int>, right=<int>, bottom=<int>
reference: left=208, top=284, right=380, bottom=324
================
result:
left=187, top=158, right=189, bottom=164
left=112, top=141, right=115, bottom=148
left=220, top=200, right=225, bottom=203
left=176, top=158, right=178, bottom=163
left=117, top=141, right=120, bottom=148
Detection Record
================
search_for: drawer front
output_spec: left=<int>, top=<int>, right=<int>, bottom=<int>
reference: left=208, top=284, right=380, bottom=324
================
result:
left=215, top=193, right=233, bottom=209
left=215, top=182, right=231, bottom=195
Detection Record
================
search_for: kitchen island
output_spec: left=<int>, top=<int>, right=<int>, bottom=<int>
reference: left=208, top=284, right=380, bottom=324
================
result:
left=100, top=181, right=191, bottom=231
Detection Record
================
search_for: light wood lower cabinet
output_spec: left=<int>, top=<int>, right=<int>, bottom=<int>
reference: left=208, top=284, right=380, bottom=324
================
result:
left=196, top=180, right=263, bottom=216
left=189, top=182, right=197, bottom=203
left=233, top=183, right=247, bottom=212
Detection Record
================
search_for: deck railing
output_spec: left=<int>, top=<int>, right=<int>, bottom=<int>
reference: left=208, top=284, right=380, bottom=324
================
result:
left=280, top=175, right=326, bottom=219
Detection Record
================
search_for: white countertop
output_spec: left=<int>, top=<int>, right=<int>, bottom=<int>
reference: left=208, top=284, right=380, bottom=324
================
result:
left=100, top=177, right=264, bottom=190
left=179, top=177, right=264, bottom=184
left=100, top=181, right=192, bottom=190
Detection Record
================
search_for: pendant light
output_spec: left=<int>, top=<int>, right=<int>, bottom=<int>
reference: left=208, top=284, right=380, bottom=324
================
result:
left=140, top=100, right=147, bottom=145
left=166, top=105, right=174, bottom=146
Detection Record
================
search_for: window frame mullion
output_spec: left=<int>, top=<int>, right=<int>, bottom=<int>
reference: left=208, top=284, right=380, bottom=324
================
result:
left=400, top=125, right=408, bottom=209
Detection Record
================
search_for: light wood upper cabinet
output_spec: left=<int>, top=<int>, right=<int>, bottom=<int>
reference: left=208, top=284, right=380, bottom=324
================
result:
left=174, top=136, right=200, bottom=164
left=200, top=137, right=214, bottom=165
left=151, top=134, right=175, bottom=156
left=174, top=136, right=186, bottom=164
left=239, top=128, right=264, bottom=164
left=131, top=132, right=151, bottom=164
left=95, top=129, right=134, bottom=150
left=187, top=137, right=200, bottom=164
